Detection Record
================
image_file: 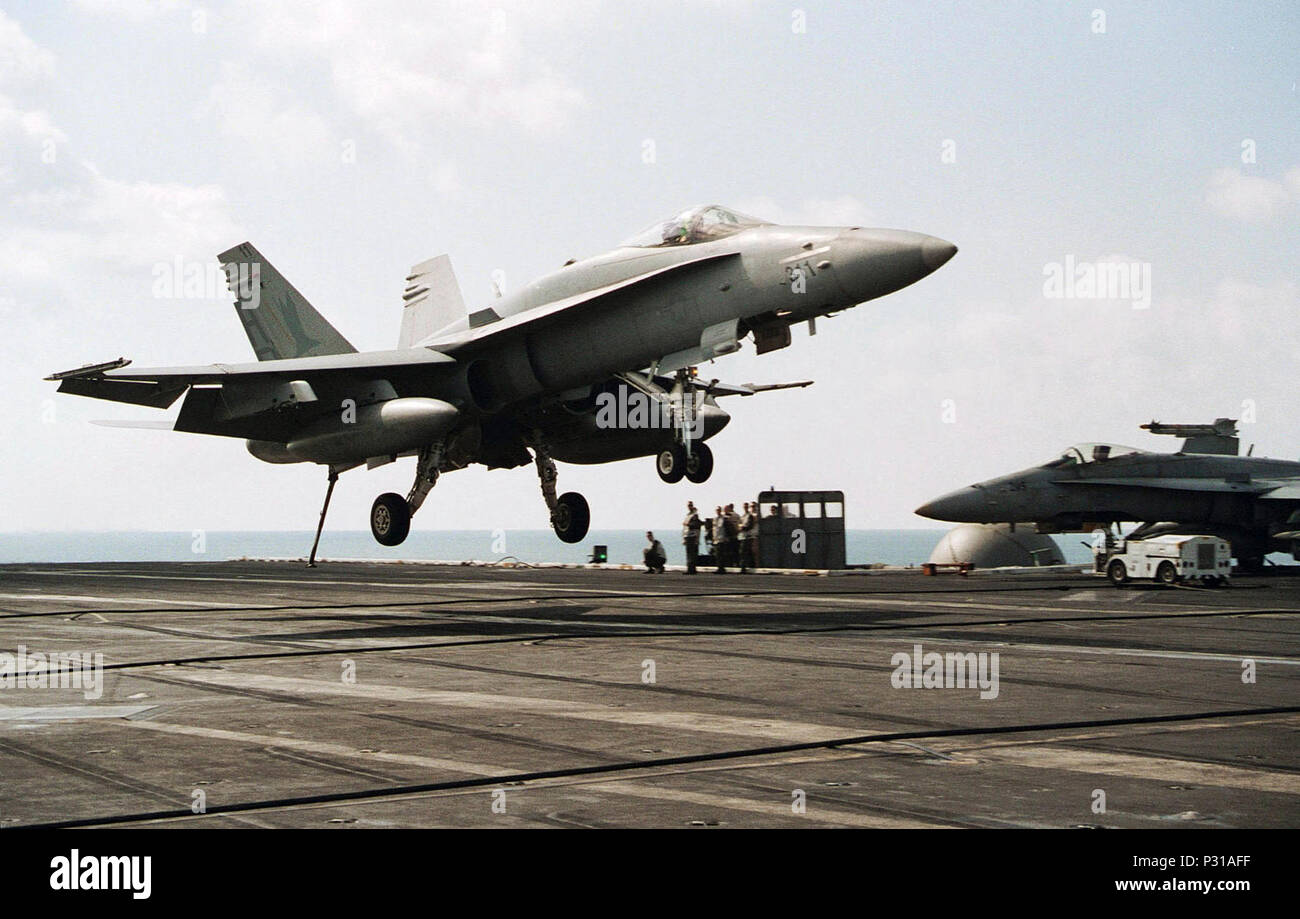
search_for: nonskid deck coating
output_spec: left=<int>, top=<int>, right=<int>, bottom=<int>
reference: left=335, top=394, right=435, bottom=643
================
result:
left=0, top=561, right=1296, bottom=828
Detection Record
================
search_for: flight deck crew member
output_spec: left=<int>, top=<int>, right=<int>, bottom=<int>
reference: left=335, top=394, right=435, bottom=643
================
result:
left=739, top=502, right=759, bottom=573
left=682, top=501, right=702, bottom=575
left=643, top=531, right=667, bottom=574
left=724, top=504, right=742, bottom=570
left=713, top=505, right=729, bottom=573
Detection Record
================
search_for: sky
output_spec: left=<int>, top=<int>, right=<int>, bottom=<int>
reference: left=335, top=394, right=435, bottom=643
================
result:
left=1, top=0, right=1298, bottom=538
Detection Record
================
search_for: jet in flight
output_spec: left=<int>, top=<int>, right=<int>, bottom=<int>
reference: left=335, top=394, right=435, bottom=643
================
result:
left=915, top=419, right=1300, bottom=569
left=48, top=204, right=956, bottom=561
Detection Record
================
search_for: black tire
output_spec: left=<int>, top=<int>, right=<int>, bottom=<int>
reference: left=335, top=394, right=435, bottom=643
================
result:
left=371, top=493, right=411, bottom=546
left=1156, top=561, right=1178, bottom=585
left=656, top=445, right=686, bottom=484
left=684, top=442, right=714, bottom=484
left=552, top=492, right=590, bottom=543
left=1107, top=559, right=1129, bottom=586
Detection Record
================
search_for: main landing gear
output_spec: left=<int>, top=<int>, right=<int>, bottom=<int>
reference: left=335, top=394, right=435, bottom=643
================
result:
left=534, top=444, right=589, bottom=543
left=308, top=438, right=594, bottom=563
left=370, top=442, right=442, bottom=547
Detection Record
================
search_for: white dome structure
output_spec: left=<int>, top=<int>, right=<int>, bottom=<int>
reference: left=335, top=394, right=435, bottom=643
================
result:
left=929, top=524, right=1065, bottom=568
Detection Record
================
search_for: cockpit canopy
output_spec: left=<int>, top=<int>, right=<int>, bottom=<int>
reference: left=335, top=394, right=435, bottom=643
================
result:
left=620, top=205, right=767, bottom=249
left=1041, top=443, right=1149, bottom=468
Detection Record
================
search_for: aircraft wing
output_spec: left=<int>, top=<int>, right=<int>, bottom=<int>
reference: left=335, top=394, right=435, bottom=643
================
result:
left=1257, top=481, right=1300, bottom=501
left=427, top=250, right=741, bottom=352
left=46, top=349, right=456, bottom=409
left=49, top=250, right=742, bottom=411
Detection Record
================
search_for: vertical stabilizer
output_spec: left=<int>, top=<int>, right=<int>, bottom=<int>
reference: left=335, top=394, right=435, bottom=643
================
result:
left=1140, top=418, right=1240, bottom=456
left=400, top=255, right=469, bottom=347
left=219, top=242, right=357, bottom=361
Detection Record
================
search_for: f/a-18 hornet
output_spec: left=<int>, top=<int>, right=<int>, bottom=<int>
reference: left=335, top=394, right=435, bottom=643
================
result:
left=915, top=419, right=1300, bottom=569
left=49, top=204, right=956, bottom=560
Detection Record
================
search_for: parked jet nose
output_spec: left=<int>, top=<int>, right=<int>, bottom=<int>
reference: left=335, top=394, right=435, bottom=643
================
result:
left=915, top=485, right=986, bottom=522
left=833, top=229, right=957, bottom=305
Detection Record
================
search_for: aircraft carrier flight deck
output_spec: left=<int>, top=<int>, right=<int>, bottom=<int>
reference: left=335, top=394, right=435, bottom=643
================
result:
left=1, top=561, right=1296, bottom=829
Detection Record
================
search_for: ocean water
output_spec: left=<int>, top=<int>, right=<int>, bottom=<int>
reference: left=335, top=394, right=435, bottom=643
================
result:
left=0, top=529, right=1096, bottom=567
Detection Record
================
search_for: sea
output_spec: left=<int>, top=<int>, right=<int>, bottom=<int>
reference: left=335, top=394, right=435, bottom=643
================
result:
left=0, top=529, right=1098, bottom=567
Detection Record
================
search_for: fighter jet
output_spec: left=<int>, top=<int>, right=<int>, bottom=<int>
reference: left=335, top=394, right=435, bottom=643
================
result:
left=914, top=419, right=1300, bottom=569
left=48, top=204, right=956, bottom=561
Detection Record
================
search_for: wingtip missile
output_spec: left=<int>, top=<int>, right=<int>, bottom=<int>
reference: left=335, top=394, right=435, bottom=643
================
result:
left=740, top=380, right=815, bottom=394
left=43, top=357, right=132, bottom=381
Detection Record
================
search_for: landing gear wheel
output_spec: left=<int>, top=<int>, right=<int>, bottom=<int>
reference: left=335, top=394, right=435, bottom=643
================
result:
left=1156, top=561, right=1178, bottom=585
left=1107, top=559, right=1129, bottom=587
left=684, top=442, right=714, bottom=484
left=551, top=492, right=590, bottom=543
left=656, top=445, right=686, bottom=484
left=371, top=493, right=411, bottom=546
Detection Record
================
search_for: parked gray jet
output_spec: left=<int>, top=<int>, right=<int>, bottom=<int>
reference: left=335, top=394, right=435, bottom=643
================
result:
left=915, top=419, right=1300, bottom=569
left=48, top=204, right=956, bottom=560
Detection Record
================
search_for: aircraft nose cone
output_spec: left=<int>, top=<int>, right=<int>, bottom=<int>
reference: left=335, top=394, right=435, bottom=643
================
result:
left=914, top=499, right=941, bottom=520
left=921, top=235, right=958, bottom=271
left=834, top=228, right=957, bottom=304
left=915, top=486, right=984, bottom=522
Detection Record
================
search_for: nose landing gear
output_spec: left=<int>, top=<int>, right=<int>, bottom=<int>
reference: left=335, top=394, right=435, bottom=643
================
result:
left=631, top=367, right=714, bottom=486
left=684, top=441, right=713, bottom=483
left=657, top=440, right=713, bottom=484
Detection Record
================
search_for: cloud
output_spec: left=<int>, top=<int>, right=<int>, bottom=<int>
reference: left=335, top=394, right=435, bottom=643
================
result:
left=0, top=13, right=240, bottom=290
left=204, top=61, right=336, bottom=169
left=0, top=92, right=67, bottom=143
left=1205, top=167, right=1298, bottom=222
left=1286, top=167, right=1300, bottom=197
left=68, top=0, right=193, bottom=20
left=0, top=10, right=62, bottom=149
left=2, top=166, right=241, bottom=288
left=0, top=9, right=56, bottom=86
left=231, top=0, right=590, bottom=151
